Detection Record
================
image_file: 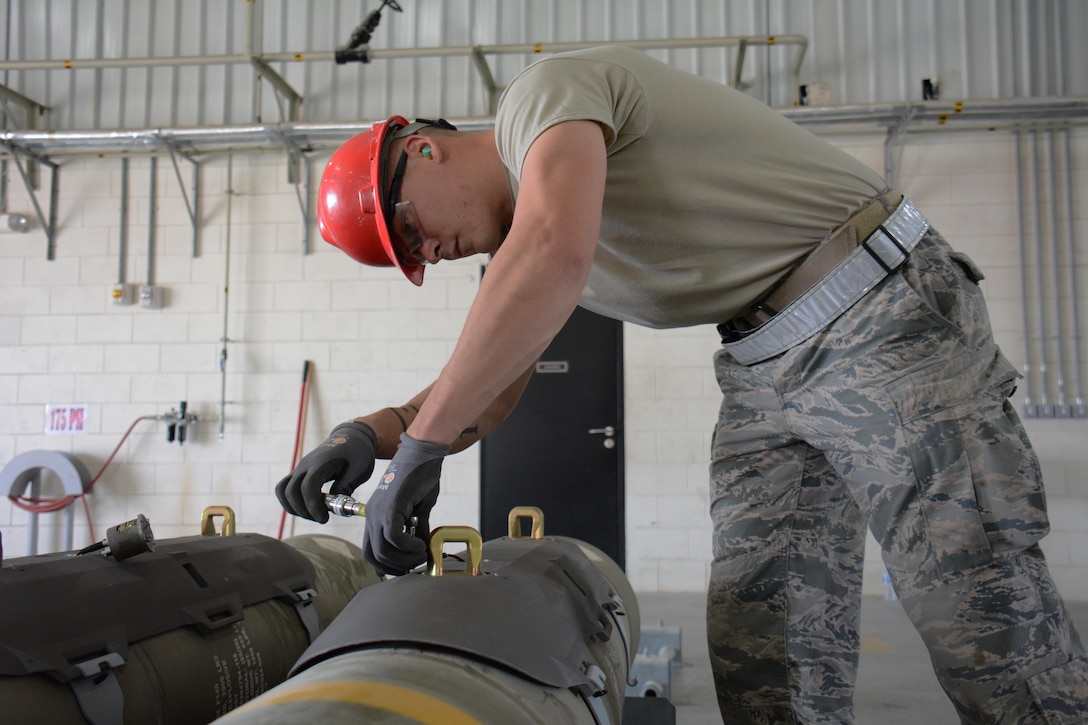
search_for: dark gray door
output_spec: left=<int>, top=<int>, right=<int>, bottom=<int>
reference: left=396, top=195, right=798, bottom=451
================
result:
left=480, top=306, right=625, bottom=567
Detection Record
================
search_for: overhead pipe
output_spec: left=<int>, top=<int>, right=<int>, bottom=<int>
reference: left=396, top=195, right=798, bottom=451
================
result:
left=0, top=34, right=809, bottom=78
left=0, top=34, right=808, bottom=117
left=0, top=97, right=1083, bottom=161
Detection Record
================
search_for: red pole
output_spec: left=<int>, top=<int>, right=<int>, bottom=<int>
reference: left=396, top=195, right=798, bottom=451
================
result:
left=277, top=360, right=313, bottom=540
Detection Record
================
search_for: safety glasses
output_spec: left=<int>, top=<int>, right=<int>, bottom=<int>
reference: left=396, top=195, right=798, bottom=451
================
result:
left=381, top=118, right=456, bottom=268
left=390, top=200, right=428, bottom=266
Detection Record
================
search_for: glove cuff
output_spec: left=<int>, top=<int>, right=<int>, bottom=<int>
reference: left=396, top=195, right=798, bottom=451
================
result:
left=397, top=432, right=451, bottom=459
left=332, top=420, right=379, bottom=447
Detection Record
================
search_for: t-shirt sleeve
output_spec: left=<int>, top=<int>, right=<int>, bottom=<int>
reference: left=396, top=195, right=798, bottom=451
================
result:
left=494, top=55, right=648, bottom=183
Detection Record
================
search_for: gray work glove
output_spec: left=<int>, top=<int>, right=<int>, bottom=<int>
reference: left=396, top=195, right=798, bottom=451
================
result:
left=363, top=433, right=449, bottom=576
left=275, top=421, right=378, bottom=523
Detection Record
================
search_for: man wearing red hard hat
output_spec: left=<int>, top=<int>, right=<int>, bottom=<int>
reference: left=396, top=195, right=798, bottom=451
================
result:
left=276, top=47, right=1087, bottom=724
left=317, top=116, right=460, bottom=286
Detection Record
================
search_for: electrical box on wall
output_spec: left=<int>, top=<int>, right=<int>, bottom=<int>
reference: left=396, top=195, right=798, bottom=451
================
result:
left=138, top=285, right=164, bottom=309
left=110, top=283, right=137, bottom=305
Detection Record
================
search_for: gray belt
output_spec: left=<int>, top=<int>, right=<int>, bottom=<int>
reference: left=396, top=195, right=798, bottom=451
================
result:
left=719, top=197, right=930, bottom=365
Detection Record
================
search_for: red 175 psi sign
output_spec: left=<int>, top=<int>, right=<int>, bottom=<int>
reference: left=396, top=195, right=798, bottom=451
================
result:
left=45, top=404, right=89, bottom=435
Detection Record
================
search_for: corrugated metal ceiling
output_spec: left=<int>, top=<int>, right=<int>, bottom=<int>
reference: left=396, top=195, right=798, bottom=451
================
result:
left=0, top=0, right=1084, bottom=136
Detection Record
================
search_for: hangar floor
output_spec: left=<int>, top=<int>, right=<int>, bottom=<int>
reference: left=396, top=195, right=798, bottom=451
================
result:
left=635, top=592, right=1088, bottom=724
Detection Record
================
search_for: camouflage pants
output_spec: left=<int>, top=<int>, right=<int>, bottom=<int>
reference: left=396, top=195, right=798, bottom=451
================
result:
left=708, top=228, right=1088, bottom=724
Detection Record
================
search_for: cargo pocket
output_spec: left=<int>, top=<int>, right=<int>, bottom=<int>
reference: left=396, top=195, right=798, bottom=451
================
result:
left=949, top=250, right=986, bottom=284
left=887, top=346, right=1040, bottom=580
left=897, top=233, right=991, bottom=344
left=1026, top=656, right=1088, bottom=724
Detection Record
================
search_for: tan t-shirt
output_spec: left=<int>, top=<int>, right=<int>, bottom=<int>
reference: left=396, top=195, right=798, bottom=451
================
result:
left=494, top=46, right=888, bottom=328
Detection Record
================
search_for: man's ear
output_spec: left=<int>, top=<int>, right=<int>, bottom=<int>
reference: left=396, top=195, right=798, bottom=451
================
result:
left=403, top=134, right=440, bottom=162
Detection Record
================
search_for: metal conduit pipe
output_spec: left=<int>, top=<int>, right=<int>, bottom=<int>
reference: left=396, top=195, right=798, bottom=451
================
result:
left=1009, top=0, right=1086, bottom=419
left=1012, top=0, right=1035, bottom=417
left=1030, top=131, right=1052, bottom=414
left=1062, top=128, right=1086, bottom=415
left=0, top=34, right=809, bottom=75
left=0, top=98, right=1084, bottom=161
left=1043, top=0, right=1068, bottom=416
left=118, top=157, right=128, bottom=288
left=218, top=156, right=234, bottom=442
left=1053, top=0, right=1086, bottom=415
left=1014, top=130, right=1038, bottom=417
left=0, top=35, right=809, bottom=114
left=1016, top=3, right=1046, bottom=418
left=147, top=156, right=156, bottom=290
left=1046, top=128, right=1068, bottom=414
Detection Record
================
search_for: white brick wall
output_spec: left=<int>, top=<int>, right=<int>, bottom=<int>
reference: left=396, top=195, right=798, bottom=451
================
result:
left=1, top=129, right=1086, bottom=605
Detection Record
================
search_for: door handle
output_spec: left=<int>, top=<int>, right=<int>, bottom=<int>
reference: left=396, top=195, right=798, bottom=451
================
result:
left=588, top=426, right=615, bottom=436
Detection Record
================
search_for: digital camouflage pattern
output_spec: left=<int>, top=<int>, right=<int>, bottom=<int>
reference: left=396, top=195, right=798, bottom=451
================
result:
left=708, top=228, right=1088, bottom=723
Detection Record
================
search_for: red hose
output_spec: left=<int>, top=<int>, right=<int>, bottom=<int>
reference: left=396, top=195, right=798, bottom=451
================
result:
left=278, top=360, right=313, bottom=540
left=8, top=414, right=156, bottom=543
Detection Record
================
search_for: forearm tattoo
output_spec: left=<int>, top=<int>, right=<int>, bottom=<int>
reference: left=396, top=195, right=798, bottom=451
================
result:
left=387, top=406, right=409, bottom=432
left=387, top=403, right=420, bottom=434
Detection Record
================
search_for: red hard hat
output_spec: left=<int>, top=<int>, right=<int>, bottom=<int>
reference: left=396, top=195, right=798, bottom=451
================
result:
left=318, top=115, right=425, bottom=286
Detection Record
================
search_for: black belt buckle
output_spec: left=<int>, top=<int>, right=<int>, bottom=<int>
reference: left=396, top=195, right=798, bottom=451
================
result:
left=718, top=299, right=777, bottom=344
left=717, top=321, right=743, bottom=344
left=861, top=225, right=910, bottom=273
left=717, top=319, right=750, bottom=344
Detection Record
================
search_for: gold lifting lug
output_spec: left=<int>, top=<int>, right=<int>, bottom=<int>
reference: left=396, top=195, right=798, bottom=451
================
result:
left=200, top=505, right=236, bottom=537
left=507, top=505, right=545, bottom=539
left=428, top=526, right=483, bottom=577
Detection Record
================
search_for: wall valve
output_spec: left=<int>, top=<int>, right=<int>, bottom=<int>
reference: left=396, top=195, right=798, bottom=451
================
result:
left=162, top=401, right=198, bottom=445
